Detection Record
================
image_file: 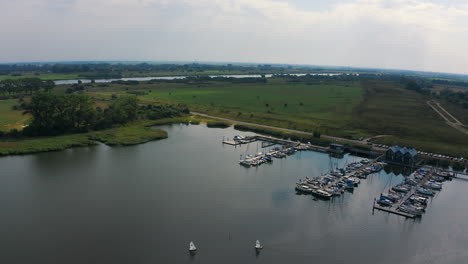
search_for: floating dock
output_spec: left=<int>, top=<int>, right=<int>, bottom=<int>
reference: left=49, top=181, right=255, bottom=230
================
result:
left=373, top=167, right=445, bottom=218
left=223, top=135, right=331, bottom=152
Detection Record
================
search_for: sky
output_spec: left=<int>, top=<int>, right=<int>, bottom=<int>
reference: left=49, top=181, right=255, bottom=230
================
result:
left=1, top=0, right=468, bottom=74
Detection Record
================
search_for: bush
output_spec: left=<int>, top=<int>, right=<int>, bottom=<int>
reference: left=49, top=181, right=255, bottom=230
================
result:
left=206, top=121, right=230, bottom=128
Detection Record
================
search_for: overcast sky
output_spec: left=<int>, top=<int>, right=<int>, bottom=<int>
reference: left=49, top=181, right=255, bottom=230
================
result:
left=1, top=0, right=468, bottom=74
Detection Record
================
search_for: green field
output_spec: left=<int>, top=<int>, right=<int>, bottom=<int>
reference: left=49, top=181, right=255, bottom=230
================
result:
left=438, top=100, right=468, bottom=125
left=0, top=73, right=80, bottom=81
left=0, top=99, right=30, bottom=132
left=84, top=78, right=468, bottom=157
left=88, top=79, right=363, bottom=137
left=353, top=81, right=468, bottom=157
left=1, top=76, right=466, bottom=157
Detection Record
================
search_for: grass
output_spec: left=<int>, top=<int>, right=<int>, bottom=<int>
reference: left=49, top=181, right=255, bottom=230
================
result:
left=0, top=118, right=192, bottom=156
left=83, top=78, right=468, bottom=157
left=0, top=134, right=97, bottom=156
left=0, top=99, right=30, bottom=132
left=87, top=78, right=363, bottom=137
left=1, top=77, right=465, bottom=157
left=438, top=100, right=468, bottom=125
left=353, top=81, right=468, bottom=157
left=89, top=125, right=167, bottom=146
left=233, top=124, right=332, bottom=146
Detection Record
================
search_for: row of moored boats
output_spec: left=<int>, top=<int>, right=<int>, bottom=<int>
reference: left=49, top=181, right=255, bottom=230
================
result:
left=295, top=159, right=385, bottom=199
left=240, top=144, right=310, bottom=167
left=376, top=168, right=445, bottom=217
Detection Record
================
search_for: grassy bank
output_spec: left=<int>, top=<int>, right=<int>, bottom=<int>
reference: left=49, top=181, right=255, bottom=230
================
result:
left=0, top=118, right=190, bottom=156
left=89, top=126, right=167, bottom=146
left=0, top=134, right=97, bottom=156
left=206, top=121, right=230, bottom=128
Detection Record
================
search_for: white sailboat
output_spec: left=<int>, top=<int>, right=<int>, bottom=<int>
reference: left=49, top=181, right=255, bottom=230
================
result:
left=255, top=240, right=263, bottom=249
left=189, top=241, right=197, bottom=252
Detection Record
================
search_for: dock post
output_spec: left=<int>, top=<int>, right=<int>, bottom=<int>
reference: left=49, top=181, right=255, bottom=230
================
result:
left=372, top=198, right=375, bottom=214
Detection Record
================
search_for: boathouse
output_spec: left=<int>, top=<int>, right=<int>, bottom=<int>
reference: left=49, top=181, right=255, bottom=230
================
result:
left=329, top=143, right=344, bottom=153
left=385, top=146, right=418, bottom=166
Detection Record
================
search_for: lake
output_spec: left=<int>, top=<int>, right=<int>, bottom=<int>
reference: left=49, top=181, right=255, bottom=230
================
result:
left=0, top=124, right=467, bottom=264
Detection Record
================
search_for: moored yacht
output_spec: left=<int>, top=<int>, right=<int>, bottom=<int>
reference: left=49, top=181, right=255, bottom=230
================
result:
left=311, top=189, right=332, bottom=199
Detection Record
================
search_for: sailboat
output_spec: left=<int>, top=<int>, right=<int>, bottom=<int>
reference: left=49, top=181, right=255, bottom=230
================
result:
left=255, top=240, right=263, bottom=249
left=189, top=241, right=197, bottom=252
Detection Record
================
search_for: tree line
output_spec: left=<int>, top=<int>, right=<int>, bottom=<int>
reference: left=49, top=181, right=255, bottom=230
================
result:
left=2, top=93, right=188, bottom=137
left=0, top=78, right=55, bottom=96
left=0, top=63, right=265, bottom=75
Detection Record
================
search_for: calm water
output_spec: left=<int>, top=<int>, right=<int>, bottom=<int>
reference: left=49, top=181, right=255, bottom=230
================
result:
left=54, top=73, right=342, bottom=85
left=0, top=124, right=467, bottom=264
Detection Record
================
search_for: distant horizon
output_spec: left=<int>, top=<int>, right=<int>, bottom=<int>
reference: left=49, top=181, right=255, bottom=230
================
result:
left=1, top=59, right=468, bottom=78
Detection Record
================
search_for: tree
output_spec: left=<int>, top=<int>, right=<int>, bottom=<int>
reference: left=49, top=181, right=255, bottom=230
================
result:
left=23, top=93, right=97, bottom=135
left=1, top=79, right=16, bottom=95
left=103, top=96, right=139, bottom=125
left=22, top=78, right=42, bottom=94
left=42, top=80, right=55, bottom=93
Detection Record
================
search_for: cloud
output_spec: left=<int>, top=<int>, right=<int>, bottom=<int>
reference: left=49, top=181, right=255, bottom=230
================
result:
left=1, top=0, right=468, bottom=73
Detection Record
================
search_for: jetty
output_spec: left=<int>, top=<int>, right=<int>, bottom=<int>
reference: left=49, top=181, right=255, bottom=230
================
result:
left=223, top=135, right=331, bottom=152
left=373, top=166, right=452, bottom=218
left=295, top=157, right=386, bottom=199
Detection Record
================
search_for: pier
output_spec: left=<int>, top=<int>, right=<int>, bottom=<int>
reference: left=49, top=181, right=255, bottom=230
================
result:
left=224, top=134, right=336, bottom=168
left=373, top=166, right=450, bottom=218
left=295, top=155, right=386, bottom=199
left=223, top=135, right=331, bottom=152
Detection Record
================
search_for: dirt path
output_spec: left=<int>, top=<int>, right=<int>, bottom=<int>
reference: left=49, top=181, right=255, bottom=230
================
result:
left=363, top=135, right=391, bottom=142
left=427, top=100, right=468, bottom=135
left=434, top=101, right=463, bottom=125
left=191, top=112, right=367, bottom=145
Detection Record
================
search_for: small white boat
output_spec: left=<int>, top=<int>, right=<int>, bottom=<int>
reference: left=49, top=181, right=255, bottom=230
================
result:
left=255, top=240, right=263, bottom=249
left=189, top=241, right=197, bottom=251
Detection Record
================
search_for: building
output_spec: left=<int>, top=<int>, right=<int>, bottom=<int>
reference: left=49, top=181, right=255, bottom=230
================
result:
left=329, top=143, right=344, bottom=154
left=385, top=146, right=418, bottom=166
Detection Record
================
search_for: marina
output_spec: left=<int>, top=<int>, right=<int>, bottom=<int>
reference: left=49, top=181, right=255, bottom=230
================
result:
left=224, top=135, right=333, bottom=168
left=295, top=158, right=385, bottom=199
left=224, top=133, right=461, bottom=220
left=373, top=167, right=454, bottom=218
